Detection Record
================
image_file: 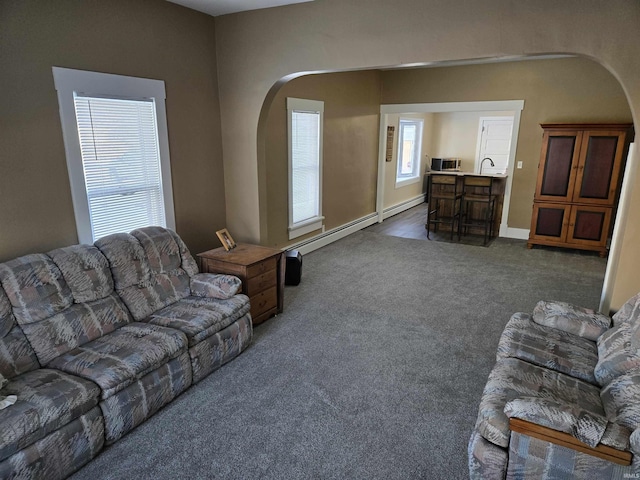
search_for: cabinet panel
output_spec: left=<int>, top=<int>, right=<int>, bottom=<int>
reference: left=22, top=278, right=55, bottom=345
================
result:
left=536, top=132, right=581, bottom=202
left=530, top=203, right=571, bottom=241
left=574, top=132, right=626, bottom=204
left=568, top=206, right=611, bottom=246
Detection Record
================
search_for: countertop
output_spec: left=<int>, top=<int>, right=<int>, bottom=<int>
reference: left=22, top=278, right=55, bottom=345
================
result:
left=425, top=170, right=508, bottom=178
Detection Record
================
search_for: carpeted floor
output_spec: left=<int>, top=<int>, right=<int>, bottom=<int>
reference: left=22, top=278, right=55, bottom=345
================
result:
left=70, top=231, right=607, bottom=480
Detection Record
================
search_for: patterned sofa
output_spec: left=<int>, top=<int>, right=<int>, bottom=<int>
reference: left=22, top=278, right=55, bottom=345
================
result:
left=0, top=227, right=252, bottom=479
left=469, top=294, right=640, bottom=479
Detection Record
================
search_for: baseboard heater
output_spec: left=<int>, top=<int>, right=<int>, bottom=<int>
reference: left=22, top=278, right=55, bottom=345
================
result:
left=382, top=194, right=426, bottom=219
left=286, top=212, right=379, bottom=256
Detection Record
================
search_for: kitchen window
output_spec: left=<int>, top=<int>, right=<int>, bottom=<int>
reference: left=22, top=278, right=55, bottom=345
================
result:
left=396, top=118, right=424, bottom=187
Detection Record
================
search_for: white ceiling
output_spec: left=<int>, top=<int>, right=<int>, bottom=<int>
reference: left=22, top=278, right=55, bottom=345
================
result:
left=166, top=0, right=313, bottom=16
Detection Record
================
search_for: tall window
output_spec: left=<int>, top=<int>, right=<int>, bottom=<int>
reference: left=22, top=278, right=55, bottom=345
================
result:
left=396, top=118, right=424, bottom=186
left=287, top=98, right=324, bottom=240
left=53, top=67, right=175, bottom=244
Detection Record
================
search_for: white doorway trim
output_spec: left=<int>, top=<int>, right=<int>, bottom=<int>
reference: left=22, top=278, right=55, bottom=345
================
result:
left=377, top=100, right=525, bottom=238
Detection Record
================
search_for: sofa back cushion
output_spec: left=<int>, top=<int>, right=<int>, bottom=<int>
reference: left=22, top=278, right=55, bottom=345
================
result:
left=95, top=227, right=195, bottom=321
left=0, top=286, right=40, bottom=379
left=594, top=313, right=640, bottom=386
left=0, top=249, right=132, bottom=366
left=612, top=292, right=640, bottom=327
left=48, top=245, right=114, bottom=303
left=0, top=254, right=73, bottom=324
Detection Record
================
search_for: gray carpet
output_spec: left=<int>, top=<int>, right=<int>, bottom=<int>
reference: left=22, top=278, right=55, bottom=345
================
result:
left=70, top=231, right=607, bottom=480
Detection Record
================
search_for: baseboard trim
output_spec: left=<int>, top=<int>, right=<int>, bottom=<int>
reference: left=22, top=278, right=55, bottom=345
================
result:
left=286, top=212, right=528, bottom=255
left=286, top=213, right=379, bottom=255
left=500, top=225, right=530, bottom=240
left=382, top=195, right=426, bottom=220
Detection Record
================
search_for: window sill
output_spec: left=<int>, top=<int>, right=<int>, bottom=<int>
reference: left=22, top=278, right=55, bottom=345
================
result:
left=395, top=176, right=421, bottom=188
left=288, top=217, right=325, bottom=240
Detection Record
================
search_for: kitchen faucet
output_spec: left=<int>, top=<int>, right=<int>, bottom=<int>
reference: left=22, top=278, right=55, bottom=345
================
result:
left=480, top=157, right=494, bottom=174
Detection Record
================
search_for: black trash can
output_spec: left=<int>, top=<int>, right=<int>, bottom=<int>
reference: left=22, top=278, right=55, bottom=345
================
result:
left=285, top=250, right=302, bottom=286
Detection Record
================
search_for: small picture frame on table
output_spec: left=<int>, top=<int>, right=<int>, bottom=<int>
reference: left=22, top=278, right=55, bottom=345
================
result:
left=216, top=228, right=236, bottom=251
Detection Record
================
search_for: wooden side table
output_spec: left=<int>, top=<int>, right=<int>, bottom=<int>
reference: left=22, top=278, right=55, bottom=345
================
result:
left=197, top=244, right=285, bottom=325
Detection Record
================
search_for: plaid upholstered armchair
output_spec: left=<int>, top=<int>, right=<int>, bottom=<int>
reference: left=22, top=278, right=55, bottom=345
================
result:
left=469, top=295, right=640, bottom=479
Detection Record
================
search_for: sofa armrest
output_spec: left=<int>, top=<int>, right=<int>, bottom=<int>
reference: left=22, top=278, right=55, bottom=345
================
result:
left=190, top=273, right=242, bottom=299
left=509, top=418, right=632, bottom=466
left=532, top=300, right=611, bottom=340
left=504, top=397, right=607, bottom=447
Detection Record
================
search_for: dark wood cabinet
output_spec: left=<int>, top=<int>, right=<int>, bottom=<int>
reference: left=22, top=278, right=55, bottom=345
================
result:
left=528, top=124, right=633, bottom=256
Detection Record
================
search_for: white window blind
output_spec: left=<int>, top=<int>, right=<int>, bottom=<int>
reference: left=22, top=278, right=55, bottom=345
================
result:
left=287, top=97, right=324, bottom=240
left=73, top=95, right=166, bottom=241
left=291, top=110, right=320, bottom=223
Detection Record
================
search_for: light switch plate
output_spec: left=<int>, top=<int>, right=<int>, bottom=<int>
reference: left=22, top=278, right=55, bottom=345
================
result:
left=517, top=161, right=523, bottom=169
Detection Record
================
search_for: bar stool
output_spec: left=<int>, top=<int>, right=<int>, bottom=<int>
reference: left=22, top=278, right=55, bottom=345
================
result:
left=425, top=173, right=462, bottom=240
left=458, top=175, right=496, bottom=245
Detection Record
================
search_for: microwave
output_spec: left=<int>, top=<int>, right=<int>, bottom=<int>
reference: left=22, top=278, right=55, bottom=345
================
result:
left=431, top=157, right=461, bottom=171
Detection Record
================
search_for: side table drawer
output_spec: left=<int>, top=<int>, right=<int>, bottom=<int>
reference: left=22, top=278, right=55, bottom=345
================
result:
left=250, top=286, right=277, bottom=319
left=246, top=269, right=276, bottom=295
left=246, top=257, right=277, bottom=278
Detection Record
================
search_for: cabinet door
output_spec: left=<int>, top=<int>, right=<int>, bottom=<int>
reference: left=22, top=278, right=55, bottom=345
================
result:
left=573, top=131, right=626, bottom=205
left=567, top=205, right=612, bottom=247
left=530, top=203, right=571, bottom=242
left=535, top=131, right=582, bottom=202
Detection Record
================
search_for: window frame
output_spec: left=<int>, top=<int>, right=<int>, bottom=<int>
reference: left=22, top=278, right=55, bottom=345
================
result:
left=52, top=66, right=175, bottom=244
left=395, top=117, right=424, bottom=187
left=287, top=97, right=325, bottom=240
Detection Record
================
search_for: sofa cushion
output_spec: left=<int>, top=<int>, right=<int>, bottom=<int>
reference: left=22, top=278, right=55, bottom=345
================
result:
left=146, top=294, right=250, bottom=346
left=100, top=352, right=192, bottom=444
left=94, top=233, right=151, bottom=290
left=475, top=357, right=604, bottom=449
left=0, top=251, right=136, bottom=367
left=48, top=245, right=114, bottom=303
left=130, top=226, right=184, bottom=274
left=48, top=323, right=188, bottom=399
left=612, top=292, right=640, bottom=327
left=497, top=312, right=598, bottom=384
left=0, top=368, right=100, bottom=462
left=126, top=227, right=199, bottom=277
left=594, top=322, right=640, bottom=386
left=0, top=288, right=39, bottom=380
left=96, top=230, right=192, bottom=321
left=19, top=293, right=132, bottom=366
left=0, top=406, right=104, bottom=480
left=532, top=300, right=611, bottom=341
left=0, top=254, right=73, bottom=325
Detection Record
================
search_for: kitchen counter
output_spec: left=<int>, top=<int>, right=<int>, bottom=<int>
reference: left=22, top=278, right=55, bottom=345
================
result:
left=425, top=171, right=507, bottom=239
left=426, top=170, right=508, bottom=178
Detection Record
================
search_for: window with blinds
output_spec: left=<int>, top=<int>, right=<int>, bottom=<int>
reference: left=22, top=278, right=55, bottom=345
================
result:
left=52, top=67, right=175, bottom=245
left=74, top=95, right=166, bottom=241
left=287, top=98, right=325, bottom=240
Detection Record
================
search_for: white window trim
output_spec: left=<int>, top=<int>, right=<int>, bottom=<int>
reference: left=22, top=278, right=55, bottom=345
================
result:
left=395, top=118, right=424, bottom=188
left=52, top=66, right=175, bottom=244
left=287, top=97, right=325, bottom=240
